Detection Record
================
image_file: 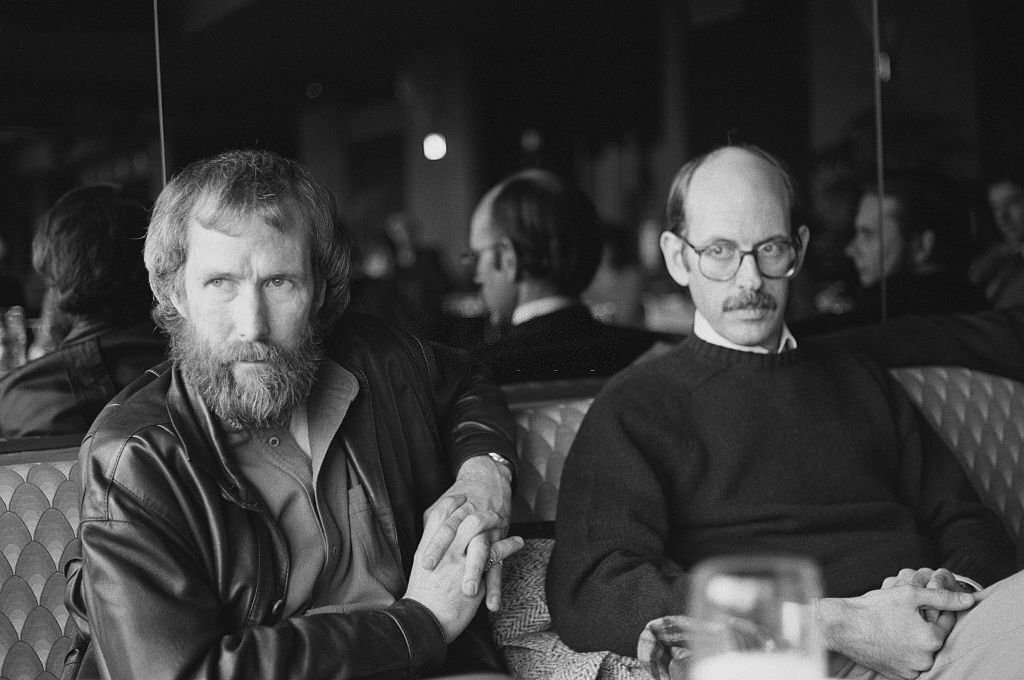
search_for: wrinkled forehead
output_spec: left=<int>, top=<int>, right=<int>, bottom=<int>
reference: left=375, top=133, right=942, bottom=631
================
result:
left=189, top=188, right=300, bottom=236
left=685, top=149, right=791, bottom=239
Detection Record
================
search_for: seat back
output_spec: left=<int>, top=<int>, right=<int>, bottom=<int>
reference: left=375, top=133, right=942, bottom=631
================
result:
left=505, top=379, right=605, bottom=525
left=0, top=436, right=82, bottom=680
left=891, top=366, right=1024, bottom=557
left=506, top=368, right=1024, bottom=557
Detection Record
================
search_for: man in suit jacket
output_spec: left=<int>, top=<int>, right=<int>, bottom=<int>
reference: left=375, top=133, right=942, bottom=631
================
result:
left=466, top=169, right=673, bottom=384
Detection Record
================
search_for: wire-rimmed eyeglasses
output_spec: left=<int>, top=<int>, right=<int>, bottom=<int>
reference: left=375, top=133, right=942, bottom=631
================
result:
left=680, top=235, right=801, bottom=281
left=459, top=242, right=505, bottom=267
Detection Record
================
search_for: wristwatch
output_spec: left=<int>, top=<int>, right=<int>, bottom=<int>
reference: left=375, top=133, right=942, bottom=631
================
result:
left=486, top=451, right=514, bottom=474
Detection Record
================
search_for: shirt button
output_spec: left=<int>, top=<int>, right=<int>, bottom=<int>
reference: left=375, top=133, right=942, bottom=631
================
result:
left=268, top=436, right=280, bottom=447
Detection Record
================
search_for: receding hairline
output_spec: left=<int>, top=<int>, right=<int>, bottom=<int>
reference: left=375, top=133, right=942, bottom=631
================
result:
left=669, top=144, right=798, bottom=235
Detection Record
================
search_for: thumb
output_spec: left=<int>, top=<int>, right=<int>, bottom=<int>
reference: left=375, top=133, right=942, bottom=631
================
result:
left=916, top=587, right=977, bottom=612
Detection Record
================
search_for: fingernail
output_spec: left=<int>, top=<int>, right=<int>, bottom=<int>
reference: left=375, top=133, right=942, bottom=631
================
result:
left=467, top=582, right=478, bottom=597
left=423, top=557, right=436, bottom=569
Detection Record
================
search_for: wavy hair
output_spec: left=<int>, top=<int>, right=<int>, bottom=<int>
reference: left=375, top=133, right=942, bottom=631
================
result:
left=144, top=149, right=351, bottom=333
left=33, top=184, right=151, bottom=324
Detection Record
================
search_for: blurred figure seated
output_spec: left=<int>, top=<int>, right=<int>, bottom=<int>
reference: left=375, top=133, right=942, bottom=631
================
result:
left=466, top=169, right=676, bottom=384
left=0, top=184, right=167, bottom=438
left=970, top=160, right=1024, bottom=309
left=798, top=170, right=988, bottom=334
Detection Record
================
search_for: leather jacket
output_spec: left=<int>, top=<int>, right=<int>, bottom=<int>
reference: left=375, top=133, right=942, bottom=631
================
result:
left=64, top=314, right=516, bottom=680
left=0, top=318, right=167, bottom=438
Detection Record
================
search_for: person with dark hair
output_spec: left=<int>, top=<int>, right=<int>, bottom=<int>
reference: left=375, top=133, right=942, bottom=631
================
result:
left=970, top=160, right=1024, bottom=309
left=548, top=144, right=1022, bottom=679
left=467, top=169, right=674, bottom=383
left=0, top=184, right=167, bottom=437
left=63, top=149, right=522, bottom=679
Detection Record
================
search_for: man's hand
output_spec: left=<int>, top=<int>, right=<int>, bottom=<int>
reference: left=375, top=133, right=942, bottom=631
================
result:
left=881, top=567, right=963, bottom=627
left=816, top=582, right=977, bottom=680
left=405, top=498, right=523, bottom=642
left=420, top=454, right=513, bottom=611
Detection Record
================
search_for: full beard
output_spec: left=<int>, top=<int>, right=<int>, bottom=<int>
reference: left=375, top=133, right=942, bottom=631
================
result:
left=172, top=322, right=323, bottom=431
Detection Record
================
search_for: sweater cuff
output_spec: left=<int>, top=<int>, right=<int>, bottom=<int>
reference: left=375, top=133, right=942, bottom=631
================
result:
left=384, top=598, right=448, bottom=674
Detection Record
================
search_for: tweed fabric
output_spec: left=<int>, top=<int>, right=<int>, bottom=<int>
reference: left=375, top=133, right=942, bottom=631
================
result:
left=492, top=538, right=650, bottom=680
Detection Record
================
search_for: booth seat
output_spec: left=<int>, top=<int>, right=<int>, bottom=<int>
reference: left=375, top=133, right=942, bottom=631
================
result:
left=1, top=367, right=1022, bottom=680
left=494, top=366, right=1024, bottom=679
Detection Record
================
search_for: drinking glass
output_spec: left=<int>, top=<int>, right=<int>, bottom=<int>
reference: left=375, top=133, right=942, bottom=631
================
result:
left=686, top=554, right=826, bottom=680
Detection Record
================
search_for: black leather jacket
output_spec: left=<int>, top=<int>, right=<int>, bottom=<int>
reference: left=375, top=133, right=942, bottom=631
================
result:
left=0, top=318, right=167, bottom=438
left=65, top=314, right=516, bottom=680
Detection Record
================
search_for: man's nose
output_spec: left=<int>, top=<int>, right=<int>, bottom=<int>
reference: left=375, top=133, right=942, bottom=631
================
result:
left=733, top=251, right=763, bottom=289
left=845, top=238, right=859, bottom=260
left=234, top=287, right=270, bottom=342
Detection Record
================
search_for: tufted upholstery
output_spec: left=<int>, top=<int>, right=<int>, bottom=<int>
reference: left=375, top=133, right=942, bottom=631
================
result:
left=511, top=398, right=596, bottom=524
left=890, top=366, right=1024, bottom=558
left=0, top=437, right=81, bottom=680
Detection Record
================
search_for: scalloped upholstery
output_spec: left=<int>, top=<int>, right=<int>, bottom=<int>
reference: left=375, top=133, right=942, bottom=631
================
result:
left=510, top=397, right=596, bottom=524
left=0, top=442, right=81, bottom=680
left=890, top=366, right=1024, bottom=555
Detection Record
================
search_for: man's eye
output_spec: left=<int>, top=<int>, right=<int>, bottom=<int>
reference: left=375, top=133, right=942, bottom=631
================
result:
left=266, top=278, right=290, bottom=289
left=759, top=242, right=782, bottom=256
left=705, top=244, right=734, bottom=259
left=207, top=278, right=225, bottom=287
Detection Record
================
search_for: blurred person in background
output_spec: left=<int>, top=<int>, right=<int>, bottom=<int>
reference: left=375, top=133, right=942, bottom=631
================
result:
left=467, top=168, right=676, bottom=384
left=797, top=170, right=988, bottom=334
left=0, top=184, right=166, bottom=438
left=970, top=160, right=1024, bottom=309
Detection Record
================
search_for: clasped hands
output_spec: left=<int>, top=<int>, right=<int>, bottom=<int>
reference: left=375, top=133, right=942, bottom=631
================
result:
left=405, top=454, right=522, bottom=641
left=818, top=567, right=981, bottom=680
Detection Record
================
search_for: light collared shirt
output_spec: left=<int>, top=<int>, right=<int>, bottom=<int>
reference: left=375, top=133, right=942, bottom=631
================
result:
left=227, top=359, right=404, bottom=617
left=511, top=295, right=576, bottom=326
left=692, top=310, right=797, bottom=354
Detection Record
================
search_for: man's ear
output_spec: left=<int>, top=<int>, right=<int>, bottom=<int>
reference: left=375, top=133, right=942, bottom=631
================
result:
left=660, top=230, right=691, bottom=287
left=170, top=289, right=188, bottom=320
left=794, top=224, right=811, bottom=273
left=312, top=278, right=327, bottom=316
left=497, top=239, right=517, bottom=277
left=910, top=229, right=935, bottom=269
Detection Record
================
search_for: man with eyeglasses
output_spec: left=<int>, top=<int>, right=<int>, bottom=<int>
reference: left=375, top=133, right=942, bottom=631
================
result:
left=465, top=168, right=674, bottom=384
left=548, top=144, right=1024, bottom=679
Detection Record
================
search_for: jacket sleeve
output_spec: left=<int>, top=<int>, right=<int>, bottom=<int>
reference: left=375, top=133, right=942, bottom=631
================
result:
left=546, top=385, right=691, bottom=657
left=416, top=338, right=517, bottom=476
left=886, top=373, right=1017, bottom=586
left=72, top=432, right=448, bottom=680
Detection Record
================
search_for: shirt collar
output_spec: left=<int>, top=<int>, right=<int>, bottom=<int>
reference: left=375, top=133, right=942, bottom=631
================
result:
left=511, top=295, right=576, bottom=326
left=692, top=310, right=797, bottom=354
left=289, top=359, right=359, bottom=461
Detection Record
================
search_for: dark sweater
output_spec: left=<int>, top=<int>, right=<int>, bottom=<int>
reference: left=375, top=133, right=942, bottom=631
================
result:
left=547, top=334, right=1015, bottom=657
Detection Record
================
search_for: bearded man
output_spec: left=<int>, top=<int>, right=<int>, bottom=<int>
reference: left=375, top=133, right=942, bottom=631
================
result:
left=64, top=149, right=521, bottom=680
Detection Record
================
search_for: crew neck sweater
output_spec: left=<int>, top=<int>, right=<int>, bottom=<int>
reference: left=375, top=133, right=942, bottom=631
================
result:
left=548, top=334, right=1015, bottom=656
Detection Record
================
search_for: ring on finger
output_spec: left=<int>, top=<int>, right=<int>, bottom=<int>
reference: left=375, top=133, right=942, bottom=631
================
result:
left=485, top=556, right=503, bottom=571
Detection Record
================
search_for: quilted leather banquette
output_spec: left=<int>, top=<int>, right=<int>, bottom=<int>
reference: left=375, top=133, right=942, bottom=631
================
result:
left=1, top=367, right=1022, bottom=680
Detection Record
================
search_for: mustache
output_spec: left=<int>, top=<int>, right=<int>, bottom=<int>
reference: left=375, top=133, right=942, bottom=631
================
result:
left=722, top=291, right=778, bottom=312
left=220, top=342, right=280, bottom=364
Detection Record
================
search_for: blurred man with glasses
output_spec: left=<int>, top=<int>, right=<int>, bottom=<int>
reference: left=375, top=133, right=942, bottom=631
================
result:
left=548, top=144, right=1024, bottom=680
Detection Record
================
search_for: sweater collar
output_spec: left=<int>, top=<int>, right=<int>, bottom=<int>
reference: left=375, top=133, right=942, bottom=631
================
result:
left=693, top=310, right=797, bottom=354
